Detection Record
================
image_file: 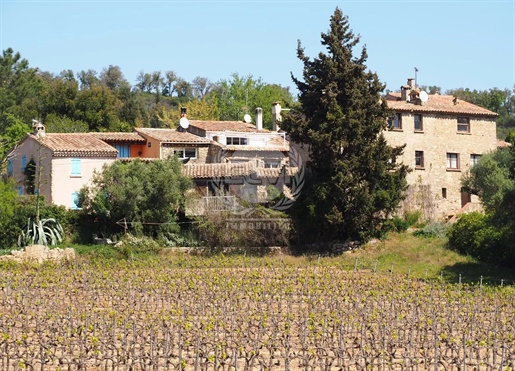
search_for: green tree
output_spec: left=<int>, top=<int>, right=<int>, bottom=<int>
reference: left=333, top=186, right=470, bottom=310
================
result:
left=79, top=157, right=192, bottom=239
left=211, top=73, right=294, bottom=127
left=0, top=48, right=42, bottom=132
left=0, top=178, right=17, bottom=237
left=451, top=141, right=515, bottom=266
left=281, top=7, right=409, bottom=246
left=462, top=148, right=515, bottom=212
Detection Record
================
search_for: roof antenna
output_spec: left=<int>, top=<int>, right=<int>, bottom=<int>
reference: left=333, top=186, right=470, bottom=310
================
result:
left=414, top=67, right=418, bottom=88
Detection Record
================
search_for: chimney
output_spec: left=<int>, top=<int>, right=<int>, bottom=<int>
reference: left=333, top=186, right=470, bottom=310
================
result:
left=272, top=102, right=282, bottom=131
left=255, top=107, right=263, bottom=130
left=400, top=78, right=414, bottom=102
left=32, top=119, right=46, bottom=138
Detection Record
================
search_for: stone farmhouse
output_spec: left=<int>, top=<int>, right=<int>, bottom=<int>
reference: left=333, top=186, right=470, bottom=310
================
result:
left=383, top=79, right=498, bottom=220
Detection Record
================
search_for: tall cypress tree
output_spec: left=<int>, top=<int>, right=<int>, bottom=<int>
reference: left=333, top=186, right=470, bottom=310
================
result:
left=282, top=7, right=409, bottom=246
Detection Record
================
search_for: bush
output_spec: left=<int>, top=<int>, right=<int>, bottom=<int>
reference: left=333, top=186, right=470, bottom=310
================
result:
left=413, top=222, right=449, bottom=238
left=117, top=234, right=163, bottom=259
left=447, top=212, right=505, bottom=263
left=194, top=207, right=290, bottom=251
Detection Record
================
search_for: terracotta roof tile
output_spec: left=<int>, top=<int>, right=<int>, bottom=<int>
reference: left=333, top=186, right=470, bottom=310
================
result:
left=90, top=132, right=146, bottom=143
left=497, top=139, right=512, bottom=147
left=182, top=162, right=255, bottom=179
left=386, top=93, right=498, bottom=117
left=189, top=120, right=270, bottom=133
left=34, top=133, right=118, bottom=157
left=255, top=167, right=299, bottom=178
left=135, top=128, right=211, bottom=144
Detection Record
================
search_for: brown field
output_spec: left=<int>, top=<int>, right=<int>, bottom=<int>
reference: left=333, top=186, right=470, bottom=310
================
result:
left=0, top=257, right=514, bottom=370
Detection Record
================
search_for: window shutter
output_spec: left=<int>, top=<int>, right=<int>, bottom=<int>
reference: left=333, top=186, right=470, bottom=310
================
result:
left=71, top=158, right=81, bottom=175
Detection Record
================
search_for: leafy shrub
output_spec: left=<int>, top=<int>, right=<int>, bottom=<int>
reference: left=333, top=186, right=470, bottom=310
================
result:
left=447, top=212, right=505, bottom=262
left=413, top=222, right=449, bottom=238
left=404, top=210, right=422, bottom=227
left=194, top=207, right=290, bottom=251
left=117, top=234, right=163, bottom=259
left=383, top=217, right=409, bottom=233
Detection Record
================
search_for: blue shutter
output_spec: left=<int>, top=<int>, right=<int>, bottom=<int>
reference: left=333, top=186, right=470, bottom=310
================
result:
left=71, top=158, right=81, bottom=175
left=71, top=192, right=80, bottom=209
left=17, top=186, right=23, bottom=195
left=7, top=160, right=13, bottom=175
left=21, top=156, right=26, bottom=171
left=114, top=144, right=130, bottom=158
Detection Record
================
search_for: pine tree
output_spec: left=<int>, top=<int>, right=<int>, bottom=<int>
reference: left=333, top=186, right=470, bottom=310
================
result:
left=282, top=7, right=409, bottom=246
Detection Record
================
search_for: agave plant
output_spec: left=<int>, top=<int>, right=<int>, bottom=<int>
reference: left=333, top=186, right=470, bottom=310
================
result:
left=18, top=217, right=64, bottom=247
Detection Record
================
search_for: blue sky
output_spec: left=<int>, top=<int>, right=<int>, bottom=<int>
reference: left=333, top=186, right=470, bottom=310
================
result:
left=1, top=0, right=514, bottom=96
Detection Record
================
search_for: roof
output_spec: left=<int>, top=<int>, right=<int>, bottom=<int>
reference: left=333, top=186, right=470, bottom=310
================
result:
left=386, top=93, right=498, bottom=117
left=182, top=162, right=255, bottom=179
left=182, top=162, right=299, bottom=179
left=90, top=132, right=146, bottom=143
left=224, top=145, right=289, bottom=152
left=31, top=133, right=118, bottom=157
left=134, top=128, right=211, bottom=144
left=497, top=139, right=512, bottom=148
left=189, top=120, right=270, bottom=133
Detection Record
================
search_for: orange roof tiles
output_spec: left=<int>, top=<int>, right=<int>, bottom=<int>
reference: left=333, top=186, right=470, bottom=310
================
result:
left=90, top=132, right=146, bottom=143
left=182, top=162, right=255, bottom=179
left=134, top=128, right=212, bottom=144
left=33, top=133, right=118, bottom=157
left=497, top=139, right=512, bottom=147
left=386, top=93, right=498, bottom=117
left=189, top=120, right=270, bottom=133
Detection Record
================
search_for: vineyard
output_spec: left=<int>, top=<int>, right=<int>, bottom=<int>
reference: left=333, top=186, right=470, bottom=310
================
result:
left=0, top=256, right=514, bottom=370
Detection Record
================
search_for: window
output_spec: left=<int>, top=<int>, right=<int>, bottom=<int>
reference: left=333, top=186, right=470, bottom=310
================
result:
left=113, top=144, right=130, bottom=158
left=388, top=113, right=402, bottom=130
left=226, top=137, right=248, bottom=145
left=470, top=154, right=481, bottom=167
left=442, top=188, right=447, bottom=199
left=71, top=192, right=81, bottom=210
left=71, top=158, right=81, bottom=176
left=265, top=162, right=280, bottom=168
left=414, top=114, right=423, bottom=131
left=457, top=117, right=470, bottom=133
left=7, top=160, right=13, bottom=176
left=415, top=151, right=424, bottom=168
left=446, top=153, right=460, bottom=169
left=21, top=155, right=26, bottom=171
left=174, top=148, right=197, bottom=159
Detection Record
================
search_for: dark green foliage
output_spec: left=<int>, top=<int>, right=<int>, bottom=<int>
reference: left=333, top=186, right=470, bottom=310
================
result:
left=447, top=212, right=509, bottom=264
left=78, top=157, right=192, bottom=241
left=281, top=8, right=409, bottom=247
left=0, top=195, right=73, bottom=248
left=194, top=207, right=290, bottom=250
left=454, top=139, right=515, bottom=267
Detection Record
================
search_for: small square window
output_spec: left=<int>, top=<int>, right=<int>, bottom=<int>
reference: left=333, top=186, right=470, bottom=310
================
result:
left=414, top=114, right=423, bottom=131
left=457, top=117, right=470, bottom=133
left=447, top=153, right=460, bottom=169
left=415, top=151, right=424, bottom=168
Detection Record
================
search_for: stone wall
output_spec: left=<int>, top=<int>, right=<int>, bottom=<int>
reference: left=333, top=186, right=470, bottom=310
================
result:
left=383, top=113, right=497, bottom=220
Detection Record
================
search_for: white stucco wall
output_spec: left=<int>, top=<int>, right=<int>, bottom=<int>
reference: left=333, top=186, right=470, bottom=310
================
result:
left=50, top=157, right=115, bottom=209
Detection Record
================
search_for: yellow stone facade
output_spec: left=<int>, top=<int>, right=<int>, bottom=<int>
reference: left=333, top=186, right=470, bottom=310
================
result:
left=383, top=92, right=497, bottom=221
